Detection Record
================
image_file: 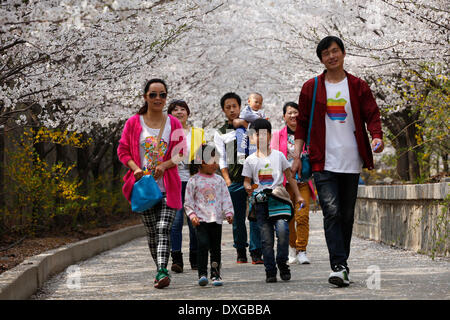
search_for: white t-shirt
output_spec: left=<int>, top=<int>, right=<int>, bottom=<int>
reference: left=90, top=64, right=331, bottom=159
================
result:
left=139, top=115, right=172, bottom=192
left=242, top=149, right=291, bottom=193
left=177, top=129, right=191, bottom=182
left=214, top=129, right=236, bottom=170
left=324, top=78, right=362, bottom=173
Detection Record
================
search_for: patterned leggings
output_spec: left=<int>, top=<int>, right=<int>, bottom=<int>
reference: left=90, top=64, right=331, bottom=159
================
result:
left=140, top=197, right=176, bottom=270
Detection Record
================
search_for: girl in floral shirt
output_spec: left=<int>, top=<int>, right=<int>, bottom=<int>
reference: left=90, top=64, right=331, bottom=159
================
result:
left=184, top=144, right=234, bottom=287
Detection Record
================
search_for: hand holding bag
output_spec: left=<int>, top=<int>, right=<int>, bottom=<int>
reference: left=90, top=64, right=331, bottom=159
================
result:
left=131, top=115, right=167, bottom=212
left=131, top=174, right=163, bottom=212
left=300, top=76, right=318, bottom=181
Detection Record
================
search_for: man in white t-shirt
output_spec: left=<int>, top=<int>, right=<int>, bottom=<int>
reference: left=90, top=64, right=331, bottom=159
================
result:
left=292, top=36, right=384, bottom=288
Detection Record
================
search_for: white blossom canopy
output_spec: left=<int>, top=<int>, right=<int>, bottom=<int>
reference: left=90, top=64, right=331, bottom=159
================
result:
left=1, top=0, right=448, bottom=134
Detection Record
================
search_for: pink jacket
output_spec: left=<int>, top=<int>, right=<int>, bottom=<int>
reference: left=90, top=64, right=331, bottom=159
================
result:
left=117, top=114, right=185, bottom=209
left=270, top=126, right=316, bottom=201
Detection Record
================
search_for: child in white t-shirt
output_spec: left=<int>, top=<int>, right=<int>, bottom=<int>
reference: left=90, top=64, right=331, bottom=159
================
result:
left=242, top=118, right=304, bottom=283
left=233, top=92, right=265, bottom=163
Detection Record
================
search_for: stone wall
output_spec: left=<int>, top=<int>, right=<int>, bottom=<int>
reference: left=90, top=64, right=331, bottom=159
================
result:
left=354, top=182, right=449, bottom=257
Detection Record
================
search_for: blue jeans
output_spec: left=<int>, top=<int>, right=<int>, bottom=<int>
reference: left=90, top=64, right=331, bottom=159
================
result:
left=170, top=181, right=197, bottom=252
left=228, top=182, right=261, bottom=252
left=313, top=170, right=359, bottom=271
left=249, top=219, right=261, bottom=252
left=255, top=202, right=289, bottom=275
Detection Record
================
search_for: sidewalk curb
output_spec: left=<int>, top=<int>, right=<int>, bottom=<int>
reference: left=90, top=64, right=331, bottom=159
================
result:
left=0, top=224, right=145, bottom=300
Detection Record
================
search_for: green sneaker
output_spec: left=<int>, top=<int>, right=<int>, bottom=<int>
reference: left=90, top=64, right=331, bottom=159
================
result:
left=154, top=268, right=171, bottom=289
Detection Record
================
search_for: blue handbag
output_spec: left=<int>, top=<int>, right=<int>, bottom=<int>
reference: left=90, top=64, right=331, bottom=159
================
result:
left=131, top=174, right=163, bottom=212
left=130, top=115, right=166, bottom=212
left=300, top=76, right=318, bottom=181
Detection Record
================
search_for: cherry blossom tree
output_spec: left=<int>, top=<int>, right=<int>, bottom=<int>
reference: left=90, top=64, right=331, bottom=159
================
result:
left=1, top=0, right=448, bottom=236
left=149, top=0, right=448, bottom=180
left=0, top=0, right=224, bottom=208
left=281, top=0, right=449, bottom=180
left=1, top=0, right=448, bottom=182
left=1, top=0, right=225, bottom=132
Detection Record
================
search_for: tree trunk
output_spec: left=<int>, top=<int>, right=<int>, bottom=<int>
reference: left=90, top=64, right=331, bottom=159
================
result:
left=443, top=153, right=449, bottom=174
left=56, top=144, right=65, bottom=164
left=112, top=137, right=122, bottom=192
left=0, top=128, right=4, bottom=209
left=392, top=135, right=410, bottom=181
left=34, top=141, right=46, bottom=161
left=89, top=138, right=111, bottom=180
left=404, top=113, right=421, bottom=180
left=385, top=113, right=410, bottom=181
left=384, top=108, right=421, bottom=181
left=31, top=132, right=46, bottom=231
left=0, top=128, right=4, bottom=234
left=54, top=144, right=66, bottom=218
left=91, top=161, right=101, bottom=180
left=77, top=147, right=90, bottom=195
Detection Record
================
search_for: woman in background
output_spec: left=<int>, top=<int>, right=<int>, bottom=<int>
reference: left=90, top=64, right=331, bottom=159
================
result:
left=168, top=99, right=205, bottom=272
left=270, top=102, right=316, bottom=265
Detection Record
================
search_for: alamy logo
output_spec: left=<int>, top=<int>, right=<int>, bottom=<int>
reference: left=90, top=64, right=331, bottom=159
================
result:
left=366, top=265, right=381, bottom=290
left=66, top=265, right=81, bottom=289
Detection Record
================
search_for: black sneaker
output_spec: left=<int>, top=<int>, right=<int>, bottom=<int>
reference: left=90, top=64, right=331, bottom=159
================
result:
left=236, top=248, right=248, bottom=264
left=266, top=272, right=277, bottom=283
left=278, top=264, right=291, bottom=281
left=250, top=249, right=264, bottom=265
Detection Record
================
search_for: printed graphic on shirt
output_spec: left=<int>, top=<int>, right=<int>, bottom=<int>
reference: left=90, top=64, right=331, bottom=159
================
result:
left=258, top=163, right=274, bottom=186
left=327, top=91, right=348, bottom=123
left=200, top=185, right=217, bottom=205
left=141, top=136, right=168, bottom=176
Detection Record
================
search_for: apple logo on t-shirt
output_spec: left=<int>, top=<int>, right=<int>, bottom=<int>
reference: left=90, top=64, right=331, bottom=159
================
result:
left=327, top=92, right=347, bottom=123
left=258, top=163, right=274, bottom=186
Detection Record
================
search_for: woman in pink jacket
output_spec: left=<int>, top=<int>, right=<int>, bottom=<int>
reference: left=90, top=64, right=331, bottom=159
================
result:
left=270, top=102, right=317, bottom=265
left=117, top=78, right=186, bottom=289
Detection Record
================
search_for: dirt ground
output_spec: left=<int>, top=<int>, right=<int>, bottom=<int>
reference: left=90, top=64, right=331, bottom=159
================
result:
left=0, top=216, right=142, bottom=275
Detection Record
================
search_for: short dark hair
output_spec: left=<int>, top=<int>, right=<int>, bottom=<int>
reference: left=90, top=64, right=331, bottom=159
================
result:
left=167, top=99, right=190, bottom=116
left=249, top=118, right=272, bottom=134
left=316, top=36, right=345, bottom=61
left=220, top=92, right=241, bottom=110
left=138, top=78, right=168, bottom=114
left=283, top=102, right=299, bottom=115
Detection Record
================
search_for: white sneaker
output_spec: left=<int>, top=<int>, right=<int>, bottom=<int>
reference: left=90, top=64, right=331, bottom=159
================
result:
left=328, top=266, right=350, bottom=287
left=297, top=251, right=310, bottom=264
left=288, top=247, right=297, bottom=264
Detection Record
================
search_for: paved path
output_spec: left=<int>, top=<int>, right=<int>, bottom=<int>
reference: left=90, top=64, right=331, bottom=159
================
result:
left=31, top=211, right=449, bottom=300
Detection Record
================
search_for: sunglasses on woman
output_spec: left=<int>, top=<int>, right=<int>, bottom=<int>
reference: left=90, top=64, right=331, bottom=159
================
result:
left=147, top=92, right=167, bottom=99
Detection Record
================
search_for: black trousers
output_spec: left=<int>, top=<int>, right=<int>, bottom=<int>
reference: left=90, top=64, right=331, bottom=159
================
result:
left=196, top=222, right=222, bottom=278
left=313, top=170, right=360, bottom=272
